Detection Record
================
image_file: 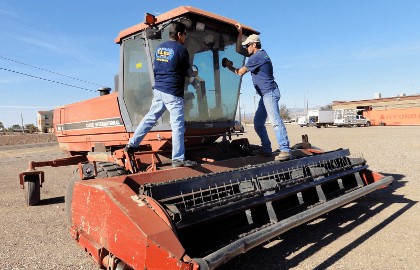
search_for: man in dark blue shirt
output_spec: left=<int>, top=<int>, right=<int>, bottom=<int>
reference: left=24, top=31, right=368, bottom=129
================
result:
left=224, top=24, right=291, bottom=161
left=125, top=22, right=198, bottom=168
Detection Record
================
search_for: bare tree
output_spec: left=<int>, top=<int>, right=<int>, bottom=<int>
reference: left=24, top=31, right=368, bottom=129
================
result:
left=320, top=103, right=333, bottom=110
left=279, top=104, right=291, bottom=120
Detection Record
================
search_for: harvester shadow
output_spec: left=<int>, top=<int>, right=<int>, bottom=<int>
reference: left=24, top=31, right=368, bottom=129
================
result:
left=37, top=196, right=65, bottom=205
left=219, top=173, right=415, bottom=270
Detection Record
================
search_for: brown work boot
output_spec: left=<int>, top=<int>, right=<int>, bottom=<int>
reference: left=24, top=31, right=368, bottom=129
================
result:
left=275, top=151, right=291, bottom=161
left=172, top=159, right=197, bottom=168
left=124, top=144, right=136, bottom=154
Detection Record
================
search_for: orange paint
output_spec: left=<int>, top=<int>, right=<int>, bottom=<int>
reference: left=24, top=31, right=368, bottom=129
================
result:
left=363, top=107, right=420, bottom=126
left=115, top=6, right=259, bottom=44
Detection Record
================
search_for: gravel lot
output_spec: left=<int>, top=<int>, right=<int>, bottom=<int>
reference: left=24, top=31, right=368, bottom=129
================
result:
left=0, top=125, right=419, bottom=270
left=0, top=133, right=57, bottom=147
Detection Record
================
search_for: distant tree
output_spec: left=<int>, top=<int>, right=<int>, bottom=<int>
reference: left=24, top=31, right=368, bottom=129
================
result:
left=279, top=104, right=291, bottom=120
left=12, top=124, right=21, bottom=130
left=320, top=104, right=333, bottom=110
left=42, top=125, right=49, bottom=133
left=0, top=121, right=3, bottom=129
left=26, top=124, right=37, bottom=134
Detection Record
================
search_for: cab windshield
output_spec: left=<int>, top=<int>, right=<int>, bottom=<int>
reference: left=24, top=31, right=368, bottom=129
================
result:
left=123, top=21, right=245, bottom=127
left=180, top=27, right=245, bottom=123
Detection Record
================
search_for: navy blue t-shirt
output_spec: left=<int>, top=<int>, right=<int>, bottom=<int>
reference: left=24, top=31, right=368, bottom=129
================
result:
left=153, top=40, right=190, bottom=98
left=245, top=49, right=277, bottom=96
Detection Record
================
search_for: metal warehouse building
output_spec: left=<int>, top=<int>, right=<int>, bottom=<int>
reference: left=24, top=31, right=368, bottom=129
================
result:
left=332, top=93, right=420, bottom=126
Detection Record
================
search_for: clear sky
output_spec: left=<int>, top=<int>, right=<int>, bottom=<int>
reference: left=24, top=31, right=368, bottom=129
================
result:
left=1, top=0, right=420, bottom=128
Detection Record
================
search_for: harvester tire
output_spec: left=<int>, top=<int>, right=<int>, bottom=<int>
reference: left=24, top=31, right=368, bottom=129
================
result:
left=24, top=175, right=40, bottom=206
left=65, top=161, right=128, bottom=224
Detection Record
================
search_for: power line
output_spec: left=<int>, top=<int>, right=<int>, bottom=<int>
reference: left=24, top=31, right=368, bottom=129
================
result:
left=0, top=67, right=95, bottom=92
left=0, top=56, right=107, bottom=87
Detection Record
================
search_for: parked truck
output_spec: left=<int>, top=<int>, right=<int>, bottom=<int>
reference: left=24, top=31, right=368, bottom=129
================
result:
left=297, top=116, right=309, bottom=127
left=298, top=110, right=334, bottom=128
left=334, top=109, right=371, bottom=127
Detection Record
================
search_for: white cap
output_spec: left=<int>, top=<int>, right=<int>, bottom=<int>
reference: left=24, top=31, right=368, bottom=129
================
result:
left=242, top=34, right=260, bottom=46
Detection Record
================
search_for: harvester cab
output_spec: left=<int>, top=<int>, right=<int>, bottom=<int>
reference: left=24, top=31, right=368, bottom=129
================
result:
left=19, top=6, right=393, bottom=270
left=119, top=11, right=251, bottom=132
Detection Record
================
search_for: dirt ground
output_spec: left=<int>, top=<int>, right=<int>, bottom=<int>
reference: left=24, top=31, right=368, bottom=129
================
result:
left=0, top=125, right=419, bottom=270
left=0, top=133, right=57, bottom=146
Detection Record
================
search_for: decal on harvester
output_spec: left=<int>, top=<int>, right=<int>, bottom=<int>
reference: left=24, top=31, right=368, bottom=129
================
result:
left=56, top=117, right=123, bottom=132
left=155, top=48, right=174, bottom=62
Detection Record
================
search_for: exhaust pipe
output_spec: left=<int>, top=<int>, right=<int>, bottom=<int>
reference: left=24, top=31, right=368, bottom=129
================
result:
left=98, top=87, right=111, bottom=96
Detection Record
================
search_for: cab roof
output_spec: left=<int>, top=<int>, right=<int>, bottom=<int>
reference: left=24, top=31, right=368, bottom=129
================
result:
left=115, top=6, right=259, bottom=44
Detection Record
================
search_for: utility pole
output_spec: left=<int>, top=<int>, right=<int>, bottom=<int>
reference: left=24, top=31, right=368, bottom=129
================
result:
left=238, top=90, right=242, bottom=123
left=21, top=112, right=24, bottom=133
left=306, top=99, right=309, bottom=116
left=304, top=90, right=311, bottom=116
left=243, top=105, right=245, bottom=125
left=291, top=97, right=296, bottom=121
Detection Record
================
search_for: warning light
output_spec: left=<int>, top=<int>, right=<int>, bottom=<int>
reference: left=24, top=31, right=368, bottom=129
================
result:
left=144, top=13, right=156, bottom=25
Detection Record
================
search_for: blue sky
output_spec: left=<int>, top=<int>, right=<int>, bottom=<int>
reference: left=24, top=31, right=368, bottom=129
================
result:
left=1, top=0, right=420, bottom=128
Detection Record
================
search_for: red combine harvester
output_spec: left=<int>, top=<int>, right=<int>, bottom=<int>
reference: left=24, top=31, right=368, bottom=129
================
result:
left=19, top=6, right=393, bottom=270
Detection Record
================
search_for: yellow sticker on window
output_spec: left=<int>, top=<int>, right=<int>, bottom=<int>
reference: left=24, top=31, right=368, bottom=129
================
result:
left=136, top=63, right=142, bottom=68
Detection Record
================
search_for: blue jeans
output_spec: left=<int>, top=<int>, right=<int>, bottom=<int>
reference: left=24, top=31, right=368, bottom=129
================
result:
left=128, top=89, right=186, bottom=160
left=254, top=88, right=291, bottom=153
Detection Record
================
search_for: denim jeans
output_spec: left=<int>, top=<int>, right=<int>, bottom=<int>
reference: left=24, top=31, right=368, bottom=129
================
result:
left=128, top=89, right=186, bottom=160
left=254, top=88, right=291, bottom=153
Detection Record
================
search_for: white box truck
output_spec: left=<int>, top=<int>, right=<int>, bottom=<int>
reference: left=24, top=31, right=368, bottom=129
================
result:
left=298, top=110, right=334, bottom=128
left=298, top=116, right=309, bottom=127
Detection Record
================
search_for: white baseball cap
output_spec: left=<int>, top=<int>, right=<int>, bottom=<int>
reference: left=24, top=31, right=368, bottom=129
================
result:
left=242, top=34, right=260, bottom=46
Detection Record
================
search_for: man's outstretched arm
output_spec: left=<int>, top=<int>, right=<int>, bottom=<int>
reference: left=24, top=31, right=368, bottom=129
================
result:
left=235, top=23, right=249, bottom=57
left=225, top=60, right=249, bottom=76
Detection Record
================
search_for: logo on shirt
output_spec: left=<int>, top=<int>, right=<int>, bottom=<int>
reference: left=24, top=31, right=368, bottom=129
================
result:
left=264, top=53, right=271, bottom=62
left=156, top=48, right=174, bottom=62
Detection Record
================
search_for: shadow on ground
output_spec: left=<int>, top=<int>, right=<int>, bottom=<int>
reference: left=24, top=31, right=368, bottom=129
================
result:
left=37, top=196, right=65, bottom=205
left=218, top=172, right=416, bottom=270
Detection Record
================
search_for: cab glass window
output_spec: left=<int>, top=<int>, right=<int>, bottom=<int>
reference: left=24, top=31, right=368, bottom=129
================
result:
left=148, top=23, right=245, bottom=123
left=123, top=37, right=153, bottom=126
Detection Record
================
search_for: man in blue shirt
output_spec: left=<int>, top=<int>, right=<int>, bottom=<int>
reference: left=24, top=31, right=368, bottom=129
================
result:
left=125, top=22, right=198, bottom=168
left=224, top=24, right=291, bottom=161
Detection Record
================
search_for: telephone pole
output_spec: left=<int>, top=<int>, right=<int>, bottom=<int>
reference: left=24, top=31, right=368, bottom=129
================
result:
left=238, top=90, right=242, bottom=123
left=21, top=112, right=24, bottom=133
left=243, top=105, right=245, bottom=125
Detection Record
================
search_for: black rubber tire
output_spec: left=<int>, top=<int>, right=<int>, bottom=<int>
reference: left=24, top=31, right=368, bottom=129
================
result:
left=24, top=175, right=40, bottom=206
left=240, top=127, right=244, bottom=133
left=65, top=161, right=128, bottom=224
left=366, top=122, right=371, bottom=127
